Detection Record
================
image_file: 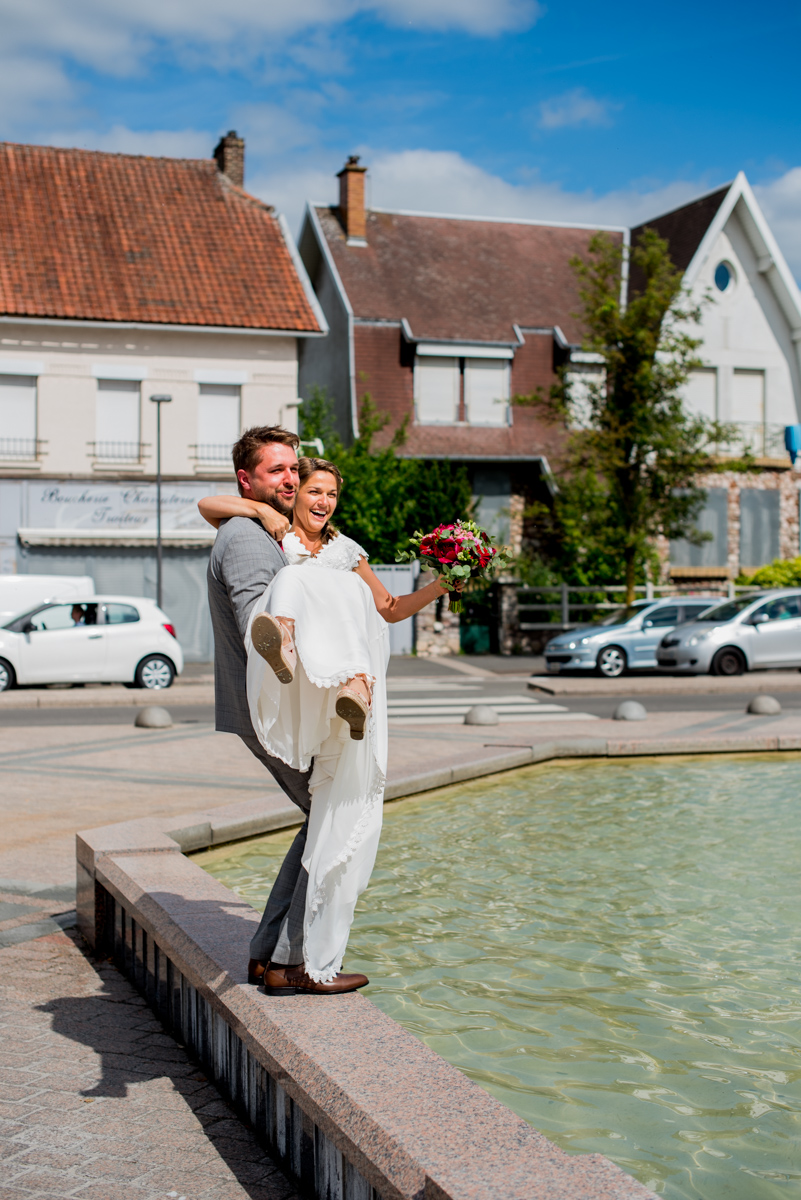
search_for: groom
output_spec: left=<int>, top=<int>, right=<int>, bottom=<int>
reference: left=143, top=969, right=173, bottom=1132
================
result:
left=207, top=425, right=368, bottom=996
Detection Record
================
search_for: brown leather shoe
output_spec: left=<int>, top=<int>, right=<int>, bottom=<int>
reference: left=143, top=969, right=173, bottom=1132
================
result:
left=247, top=958, right=267, bottom=986
left=282, top=966, right=369, bottom=995
left=262, top=963, right=303, bottom=996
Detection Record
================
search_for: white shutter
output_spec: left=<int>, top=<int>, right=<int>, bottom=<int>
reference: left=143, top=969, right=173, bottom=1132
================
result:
left=731, top=370, right=764, bottom=422
left=414, top=357, right=459, bottom=424
left=684, top=369, right=717, bottom=420
left=0, top=375, right=36, bottom=443
left=731, top=370, right=765, bottom=455
left=197, top=385, right=241, bottom=460
left=96, top=379, right=140, bottom=446
left=464, top=359, right=509, bottom=426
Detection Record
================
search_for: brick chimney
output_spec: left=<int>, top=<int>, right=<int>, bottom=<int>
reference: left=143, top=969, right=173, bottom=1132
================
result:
left=337, top=155, right=367, bottom=242
left=214, top=131, right=245, bottom=187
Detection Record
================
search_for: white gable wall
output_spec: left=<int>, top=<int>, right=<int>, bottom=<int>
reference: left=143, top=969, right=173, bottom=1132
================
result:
left=685, top=214, right=798, bottom=443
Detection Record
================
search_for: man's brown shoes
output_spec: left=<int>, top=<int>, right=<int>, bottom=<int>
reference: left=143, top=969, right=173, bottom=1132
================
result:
left=248, top=958, right=368, bottom=995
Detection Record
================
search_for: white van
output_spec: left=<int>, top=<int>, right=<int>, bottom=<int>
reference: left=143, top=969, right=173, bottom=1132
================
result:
left=0, top=575, right=95, bottom=625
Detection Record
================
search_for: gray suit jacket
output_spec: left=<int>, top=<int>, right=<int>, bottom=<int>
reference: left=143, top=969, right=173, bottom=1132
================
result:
left=207, top=516, right=287, bottom=735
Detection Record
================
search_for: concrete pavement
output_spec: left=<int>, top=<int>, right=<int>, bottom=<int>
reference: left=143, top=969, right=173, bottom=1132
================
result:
left=0, top=926, right=299, bottom=1200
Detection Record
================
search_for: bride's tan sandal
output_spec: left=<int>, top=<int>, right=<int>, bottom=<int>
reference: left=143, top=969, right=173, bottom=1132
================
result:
left=336, top=678, right=371, bottom=741
left=251, top=613, right=296, bottom=684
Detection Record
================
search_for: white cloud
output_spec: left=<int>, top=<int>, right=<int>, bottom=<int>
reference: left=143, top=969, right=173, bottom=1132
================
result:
left=0, top=0, right=540, bottom=81
left=260, top=149, right=801, bottom=289
left=754, top=168, right=801, bottom=281
left=43, top=125, right=213, bottom=158
left=537, top=87, right=618, bottom=131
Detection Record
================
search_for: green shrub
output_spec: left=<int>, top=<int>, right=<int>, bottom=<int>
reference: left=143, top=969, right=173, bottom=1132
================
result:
left=736, top=557, right=801, bottom=588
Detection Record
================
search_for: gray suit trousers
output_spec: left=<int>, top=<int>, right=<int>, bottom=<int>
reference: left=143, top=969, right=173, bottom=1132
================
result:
left=240, top=734, right=312, bottom=965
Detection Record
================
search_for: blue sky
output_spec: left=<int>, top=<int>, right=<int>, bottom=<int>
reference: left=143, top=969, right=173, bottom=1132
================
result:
left=3, top=0, right=800, bottom=274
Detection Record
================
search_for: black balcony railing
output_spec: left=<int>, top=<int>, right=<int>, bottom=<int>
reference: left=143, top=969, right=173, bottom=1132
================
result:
left=88, top=441, right=149, bottom=462
left=189, top=442, right=235, bottom=463
left=0, top=437, right=46, bottom=461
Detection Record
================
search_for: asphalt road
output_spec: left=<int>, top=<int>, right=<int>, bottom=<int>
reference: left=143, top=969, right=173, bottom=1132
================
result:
left=3, top=670, right=800, bottom=726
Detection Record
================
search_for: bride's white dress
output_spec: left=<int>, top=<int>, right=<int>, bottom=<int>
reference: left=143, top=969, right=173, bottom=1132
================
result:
left=245, top=531, right=389, bottom=982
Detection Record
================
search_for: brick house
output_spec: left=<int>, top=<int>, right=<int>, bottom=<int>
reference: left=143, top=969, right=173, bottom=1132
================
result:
left=297, top=156, right=628, bottom=549
left=0, top=134, right=326, bottom=658
left=638, top=174, right=801, bottom=582
left=299, top=160, right=801, bottom=585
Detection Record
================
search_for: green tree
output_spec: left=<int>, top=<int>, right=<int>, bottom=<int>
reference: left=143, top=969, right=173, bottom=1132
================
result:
left=517, top=229, right=736, bottom=602
left=299, top=387, right=473, bottom=562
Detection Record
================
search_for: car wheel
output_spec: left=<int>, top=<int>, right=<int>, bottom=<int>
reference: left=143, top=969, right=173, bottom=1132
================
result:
left=0, top=658, right=15, bottom=692
left=134, top=655, right=175, bottom=689
left=597, top=645, right=627, bottom=678
left=711, top=647, right=746, bottom=676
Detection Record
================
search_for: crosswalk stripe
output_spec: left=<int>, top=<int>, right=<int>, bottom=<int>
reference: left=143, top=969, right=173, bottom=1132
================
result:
left=388, top=712, right=599, bottom=724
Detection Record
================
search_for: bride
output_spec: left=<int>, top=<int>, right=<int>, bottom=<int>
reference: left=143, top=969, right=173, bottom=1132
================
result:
left=198, top=457, right=456, bottom=989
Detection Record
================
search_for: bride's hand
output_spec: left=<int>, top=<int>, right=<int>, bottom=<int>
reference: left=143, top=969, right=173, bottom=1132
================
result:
left=256, top=503, right=291, bottom=542
left=435, top=576, right=464, bottom=595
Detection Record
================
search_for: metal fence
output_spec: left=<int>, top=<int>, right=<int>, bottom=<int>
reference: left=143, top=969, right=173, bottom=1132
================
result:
left=516, top=580, right=762, bottom=633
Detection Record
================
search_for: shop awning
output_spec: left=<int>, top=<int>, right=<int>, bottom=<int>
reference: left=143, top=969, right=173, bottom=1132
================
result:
left=18, top=528, right=216, bottom=549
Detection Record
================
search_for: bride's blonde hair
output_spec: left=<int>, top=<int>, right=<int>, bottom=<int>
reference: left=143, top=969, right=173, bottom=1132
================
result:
left=298, top=456, right=343, bottom=545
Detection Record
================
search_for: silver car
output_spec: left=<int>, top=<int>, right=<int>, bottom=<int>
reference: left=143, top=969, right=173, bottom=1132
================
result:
left=544, top=596, right=716, bottom=678
left=656, top=589, right=801, bottom=675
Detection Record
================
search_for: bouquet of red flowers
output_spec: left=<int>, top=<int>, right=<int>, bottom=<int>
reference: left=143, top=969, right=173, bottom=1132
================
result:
left=396, top=519, right=510, bottom=614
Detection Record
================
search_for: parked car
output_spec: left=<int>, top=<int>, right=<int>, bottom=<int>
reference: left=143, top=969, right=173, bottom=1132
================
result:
left=0, top=595, right=183, bottom=691
left=0, top=575, right=94, bottom=624
left=544, top=596, right=717, bottom=678
left=657, top=589, right=801, bottom=675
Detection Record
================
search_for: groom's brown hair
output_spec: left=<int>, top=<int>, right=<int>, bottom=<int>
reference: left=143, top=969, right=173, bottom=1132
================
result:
left=232, top=426, right=300, bottom=488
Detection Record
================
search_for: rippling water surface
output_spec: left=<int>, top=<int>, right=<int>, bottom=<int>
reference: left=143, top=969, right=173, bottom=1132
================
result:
left=196, top=755, right=801, bottom=1199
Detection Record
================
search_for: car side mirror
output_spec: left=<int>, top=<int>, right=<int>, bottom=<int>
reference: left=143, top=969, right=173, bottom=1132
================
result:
left=22, top=620, right=35, bottom=634
left=643, top=619, right=654, bottom=628
left=750, top=613, right=769, bottom=625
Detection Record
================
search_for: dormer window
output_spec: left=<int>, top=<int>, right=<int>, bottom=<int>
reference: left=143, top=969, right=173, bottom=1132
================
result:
left=413, top=345, right=512, bottom=426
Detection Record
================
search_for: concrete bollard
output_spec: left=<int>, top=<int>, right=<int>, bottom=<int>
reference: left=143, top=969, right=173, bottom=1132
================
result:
left=613, top=700, right=647, bottom=721
left=464, top=705, right=500, bottom=726
left=747, top=695, right=782, bottom=715
left=135, top=706, right=173, bottom=729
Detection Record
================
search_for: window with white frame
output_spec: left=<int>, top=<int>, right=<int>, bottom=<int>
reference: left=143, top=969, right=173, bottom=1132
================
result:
left=95, top=379, right=141, bottom=460
left=0, top=375, right=37, bottom=460
left=414, top=357, right=459, bottom=424
left=464, top=359, right=510, bottom=426
left=196, top=384, right=241, bottom=463
left=684, top=368, right=717, bottom=421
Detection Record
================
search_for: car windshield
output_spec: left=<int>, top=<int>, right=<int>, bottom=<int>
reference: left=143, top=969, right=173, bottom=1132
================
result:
left=599, top=603, right=651, bottom=626
left=694, top=595, right=760, bottom=622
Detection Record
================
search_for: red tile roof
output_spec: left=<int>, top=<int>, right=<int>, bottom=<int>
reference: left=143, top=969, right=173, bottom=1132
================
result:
left=316, top=206, right=625, bottom=344
left=0, top=141, right=321, bottom=332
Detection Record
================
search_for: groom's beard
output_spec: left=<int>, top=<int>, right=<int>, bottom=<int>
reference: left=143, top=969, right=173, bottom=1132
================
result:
left=249, top=481, right=296, bottom=517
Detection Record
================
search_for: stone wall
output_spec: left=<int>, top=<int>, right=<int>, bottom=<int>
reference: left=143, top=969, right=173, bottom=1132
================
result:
left=655, top=466, right=801, bottom=582
left=413, top=569, right=460, bottom=657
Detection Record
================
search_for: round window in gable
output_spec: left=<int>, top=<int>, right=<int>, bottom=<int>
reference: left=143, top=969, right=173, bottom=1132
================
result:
left=714, top=261, right=735, bottom=292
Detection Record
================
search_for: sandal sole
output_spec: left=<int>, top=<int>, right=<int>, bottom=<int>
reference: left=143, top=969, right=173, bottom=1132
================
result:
left=335, top=695, right=367, bottom=740
left=252, top=615, right=294, bottom=684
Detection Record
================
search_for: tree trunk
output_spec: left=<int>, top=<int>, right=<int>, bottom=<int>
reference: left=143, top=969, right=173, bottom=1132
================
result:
left=624, top=554, right=636, bottom=606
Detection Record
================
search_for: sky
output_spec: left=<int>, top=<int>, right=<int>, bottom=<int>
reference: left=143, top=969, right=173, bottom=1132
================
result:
left=3, top=0, right=800, bottom=277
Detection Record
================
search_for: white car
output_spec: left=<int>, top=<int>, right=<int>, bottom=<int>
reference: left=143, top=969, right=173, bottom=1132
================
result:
left=0, top=595, right=184, bottom=691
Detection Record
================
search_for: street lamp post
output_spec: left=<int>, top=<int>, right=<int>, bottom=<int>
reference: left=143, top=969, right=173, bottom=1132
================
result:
left=149, top=394, right=172, bottom=609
